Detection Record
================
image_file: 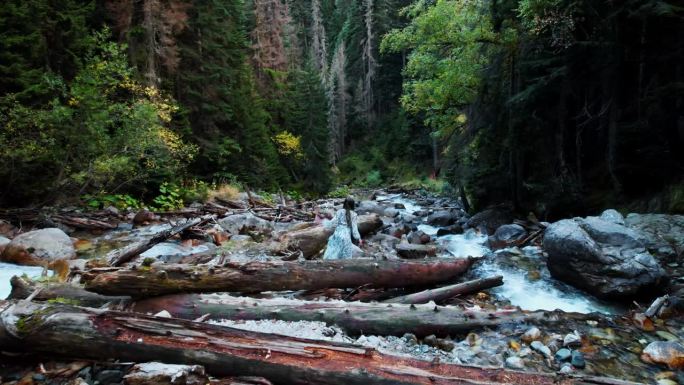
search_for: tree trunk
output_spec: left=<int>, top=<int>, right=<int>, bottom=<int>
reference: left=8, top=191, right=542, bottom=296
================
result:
left=278, top=214, right=382, bottom=258
left=383, top=276, right=503, bottom=305
left=0, top=301, right=634, bottom=385
left=6, top=276, right=130, bottom=308
left=84, top=258, right=476, bottom=297
left=129, top=292, right=589, bottom=338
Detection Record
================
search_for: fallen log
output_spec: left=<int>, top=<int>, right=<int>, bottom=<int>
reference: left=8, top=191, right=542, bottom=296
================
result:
left=278, top=214, right=382, bottom=258
left=7, top=275, right=130, bottom=307
left=84, top=258, right=475, bottom=297
left=107, top=217, right=205, bottom=266
left=0, top=301, right=639, bottom=385
left=384, top=276, right=504, bottom=305
left=51, top=214, right=118, bottom=230
left=395, top=244, right=437, bottom=259
left=131, top=293, right=596, bottom=338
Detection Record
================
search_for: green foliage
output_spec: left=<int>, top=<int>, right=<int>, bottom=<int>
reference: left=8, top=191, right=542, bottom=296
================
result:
left=328, top=185, right=352, bottom=198
left=83, top=194, right=141, bottom=210
left=152, top=182, right=184, bottom=211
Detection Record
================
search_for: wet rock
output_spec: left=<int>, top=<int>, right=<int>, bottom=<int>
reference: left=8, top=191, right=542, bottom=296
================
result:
left=413, top=210, right=429, bottom=217
left=571, top=350, right=586, bottom=368
left=530, top=341, right=552, bottom=358
left=133, top=209, right=157, bottom=226
left=384, top=208, right=400, bottom=218
left=600, top=209, right=625, bottom=225
left=488, top=224, right=527, bottom=250
left=563, top=332, right=582, bottom=348
left=387, top=224, right=411, bottom=238
left=394, top=203, right=406, bottom=210
left=96, top=370, right=123, bottom=384
left=219, top=213, right=273, bottom=237
left=505, top=356, right=525, bottom=370
left=466, top=207, right=514, bottom=235
left=633, top=313, right=655, bottom=331
left=423, top=334, right=438, bottom=347
left=625, top=213, right=684, bottom=259
left=1, top=228, right=76, bottom=265
left=395, top=243, right=436, bottom=259
left=356, top=201, right=386, bottom=216
left=543, top=218, right=665, bottom=299
left=436, top=225, right=463, bottom=236
left=642, top=341, right=684, bottom=369
left=402, top=333, right=418, bottom=345
left=0, top=235, right=9, bottom=255
left=369, top=233, right=401, bottom=251
left=408, top=231, right=431, bottom=245
left=521, top=327, right=542, bottom=343
left=555, top=348, right=572, bottom=362
left=560, top=363, right=574, bottom=374
left=428, top=210, right=460, bottom=227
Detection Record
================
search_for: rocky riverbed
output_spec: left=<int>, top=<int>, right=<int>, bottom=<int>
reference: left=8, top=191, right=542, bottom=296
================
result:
left=1, top=189, right=683, bottom=385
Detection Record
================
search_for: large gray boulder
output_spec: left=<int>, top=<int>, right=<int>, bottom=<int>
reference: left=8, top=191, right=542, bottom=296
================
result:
left=1, top=228, right=76, bottom=266
left=489, top=224, right=527, bottom=250
left=625, top=213, right=684, bottom=260
left=543, top=218, right=665, bottom=299
left=427, top=210, right=458, bottom=227
left=218, top=213, right=273, bottom=237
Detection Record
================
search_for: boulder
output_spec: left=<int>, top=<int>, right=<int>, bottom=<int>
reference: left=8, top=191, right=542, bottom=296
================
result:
left=436, top=225, right=464, bottom=236
left=219, top=213, right=273, bottom=237
left=599, top=209, right=625, bottom=225
left=642, top=341, right=684, bottom=369
left=386, top=224, right=411, bottom=239
left=625, top=213, right=684, bottom=260
left=543, top=218, right=665, bottom=299
left=466, top=207, right=514, bottom=235
left=383, top=208, right=400, bottom=218
left=1, top=228, right=76, bottom=266
left=427, top=210, right=458, bottom=227
left=488, top=224, right=527, bottom=250
left=408, top=230, right=431, bottom=245
left=0, top=236, right=10, bottom=256
left=395, top=243, right=437, bottom=259
left=133, top=209, right=157, bottom=226
left=356, top=201, right=387, bottom=216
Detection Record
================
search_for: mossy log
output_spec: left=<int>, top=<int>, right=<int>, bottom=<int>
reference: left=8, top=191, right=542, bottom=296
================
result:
left=277, top=214, right=382, bottom=258
left=130, top=293, right=596, bottom=338
left=0, top=300, right=639, bottom=385
left=7, top=275, right=130, bottom=307
left=84, top=258, right=475, bottom=297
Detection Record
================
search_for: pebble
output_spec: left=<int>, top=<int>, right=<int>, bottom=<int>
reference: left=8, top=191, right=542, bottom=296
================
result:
left=530, top=341, right=552, bottom=358
left=505, top=356, right=525, bottom=369
left=560, top=363, right=574, bottom=374
left=509, top=340, right=521, bottom=351
left=522, top=327, right=542, bottom=343
left=563, top=332, right=582, bottom=348
left=555, top=348, right=572, bottom=362
left=571, top=351, right=586, bottom=369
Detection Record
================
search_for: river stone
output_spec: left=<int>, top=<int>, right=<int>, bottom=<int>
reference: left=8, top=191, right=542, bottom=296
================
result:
left=1, top=228, right=75, bottom=265
left=555, top=348, right=572, bottom=362
left=436, top=225, right=464, bottom=236
left=625, top=213, right=684, bottom=260
left=600, top=209, right=625, bottom=225
left=543, top=218, right=665, bottom=299
left=571, top=350, right=586, bottom=368
left=564, top=333, right=582, bottom=348
left=218, top=213, right=273, bottom=236
left=521, top=327, right=542, bottom=343
left=505, top=356, right=525, bottom=369
left=642, top=341, right=684, bottom=369
left=0, top=236, right=9, bottom=255
left=356, top=201, right=387, bottom=216
left=488, top=224, right=527, bottom=250
left=530, top=341, right=552, bottom=358
left=427, top=210, right=458, bottom=227
left=560, top=363, right=574, bottom=374
left=466, top=207, right=515, bottom=235
left=395, top=243, right=437, bottom=259
left=408, top=230, right=431, bottom=245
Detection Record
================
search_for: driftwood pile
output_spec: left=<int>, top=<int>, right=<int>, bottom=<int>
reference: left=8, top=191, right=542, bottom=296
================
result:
left=0, top=196, right=638, bottom=385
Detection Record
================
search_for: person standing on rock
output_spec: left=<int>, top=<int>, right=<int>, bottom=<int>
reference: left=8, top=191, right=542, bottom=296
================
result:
left=323, top=197, right=362, bottom=259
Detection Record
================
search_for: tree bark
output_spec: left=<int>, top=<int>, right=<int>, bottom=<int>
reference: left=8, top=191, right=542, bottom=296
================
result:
left=130, top=293, right=591, bottom=338
left=277, top=214, right=382, bottom=258
left=7, top=276, right=130, bottom=308
left=383, top=276, right=503, bottom=305
left=84, top=258, right=475, bottom=297
left=0, top=301, right=634, bottom=385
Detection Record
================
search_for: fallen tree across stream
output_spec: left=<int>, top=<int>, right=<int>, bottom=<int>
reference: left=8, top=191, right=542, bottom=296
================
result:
left=384, top=276, right=504, bottom=304
left=130, top=293, right=599, bottom=338
left=0, top=300, right=641, bottom=385
left=83, top=258, right=476, bottom=297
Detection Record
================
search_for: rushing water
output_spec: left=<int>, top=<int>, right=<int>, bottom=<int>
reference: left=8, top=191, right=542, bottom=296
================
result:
left=0, top=262, right=51, bottom=299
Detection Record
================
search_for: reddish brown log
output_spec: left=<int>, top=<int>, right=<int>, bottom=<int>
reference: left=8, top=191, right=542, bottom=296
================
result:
left=84, top=258, right=475, bottom=297
left=0, top=301, right=639, bottom=385
left=384, top=276, right=504, bottom=304
left=130, top=293, right=597, bottom=338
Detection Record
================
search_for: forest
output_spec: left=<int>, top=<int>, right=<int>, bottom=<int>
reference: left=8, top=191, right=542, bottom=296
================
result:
left=1, top=0, right=683, bottom=217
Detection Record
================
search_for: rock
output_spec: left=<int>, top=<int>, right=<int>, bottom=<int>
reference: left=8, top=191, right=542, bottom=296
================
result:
left=133, top=209, right=157, bottom=226
left=153, top=310, right=172, bottom=318
left=436, top=225, right=463, bottom=236
left=387, top=224, right=411, bottom=238
left=521, top=327, right=542, bottom=343
left=1, top=228, right=76, bottom=265
left=427, top=210, right=458, bottom=227
left=625, top=213, right=684, bottom=259
left=466, top=207, right=514, bottom=235
left=600, top=209, right=625, bottom=225
left=356, top=201, right=386, bottom=216
left=633, top=313, right=655, bottom=331
left=436, top=338, right=455, bottom=352
left=488, top=224, right=527, bottom=250
left=563, top=332, right=582, bottom=348
left=384, top=208, right=400, bottom=218
left=505, top=356, right=525, bottom=370
left=408, top=231, right=431, bottom=245
left=543, top=218, right=665, bottom=299
left=656, top=331, right=680, bottom=342
left=530, top=341, right=552, bottom=358
left=395, top=243, right=436, bottom=259
left=96, top=370, right=123, bottom=384
left=124, top=363, right=208, bottom=385
left=555, top=348, right=572, bottom=362
left=571, top=351, right=586, bottom=368
left=423, top=334, right=438, bottom=347
left=394, top=203, right=406, bottom=210
left=219, top=213, right=273, bottom=237
left=369, top=233, right=401, bottom=251
left=413, top=210, right=430, bottom=217
left=642, top=341, right=684, bottom=369
left=0, top=236, right=10, bottom=255
left=402, top=333, right=418, bottom=345
left=559, top=363, right=574, bottom=374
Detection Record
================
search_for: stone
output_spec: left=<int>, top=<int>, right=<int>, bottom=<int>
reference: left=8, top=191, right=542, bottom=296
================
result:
left=395, top=243, right=436, bottom=259
left=633, top=313, right=655, bottom=331
left=600, top=209, right=625, bottom=225
left=408, top=230, right=431, bottom=245
left=625, top=213, right=684, bottom=259
left=563, top=332, right=582, bottom=348
left=466, top=207, right=515, bottom=235
left=555, top=348, right=572, bottom=362
left=559, top=363, right=574, bottom=374
left=505, top=356, right=525, bottom=370
left=96, top=370, right=123, bottom=384
left=488, top=224, right=527, bottom=250
left=384, top=208, right=400, bottom=218
left=0, top=236, right=10, bottom=255
left=1, top=228, right=76, bottom=266
left=218, top=213, right=273, bottom=237
left=403, top=333, right=418, bottom=345
left=436, top=225, right=464, bottom=236
left=530, top=341, right=552, bottom=358
left=133, top=209, right=157, bottom=225
left=356, top=201, right=387, bottom=216
left=124, top=363, right=208, bottom=385
left=427, top=210, right=458, bottom=227
left=642, top=342, right=684, bottom=369
left=521, top=327, right=542, bottom=343
left=394, top=203, right=406, bottom=210
left=656, top=331, right=680, bottom=342
left=543, top=218, right=665, bottom=299
left=571, top=351, right=586, bottom=368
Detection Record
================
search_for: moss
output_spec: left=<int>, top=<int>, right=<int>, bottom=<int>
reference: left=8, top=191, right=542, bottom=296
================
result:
left=47, top=297, right=81, bottom=306
left=14, top=307, right=54, bottom=335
